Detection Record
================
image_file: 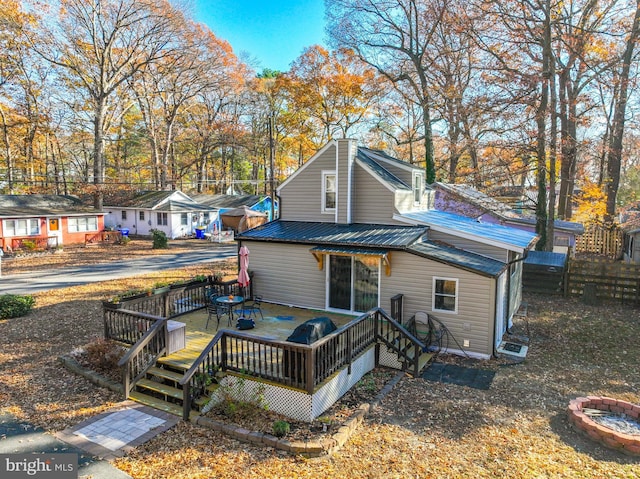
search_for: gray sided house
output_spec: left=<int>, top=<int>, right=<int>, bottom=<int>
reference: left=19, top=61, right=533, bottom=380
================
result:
left=104, top=191, right=215, bottom=239
left=237, top=139, right=538, bottom=359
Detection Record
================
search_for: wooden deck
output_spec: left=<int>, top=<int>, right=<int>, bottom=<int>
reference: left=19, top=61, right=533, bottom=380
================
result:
left=159, top=303, right=356, bottom=372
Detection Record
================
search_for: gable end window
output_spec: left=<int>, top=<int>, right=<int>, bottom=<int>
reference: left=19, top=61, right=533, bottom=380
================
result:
left=413, top=172, right=424, bottom=204
left=181, top=213, right=189, bottom=226
left=432, top=277, right=458, bottom=313
left=322, top=171, right=336, bottom=212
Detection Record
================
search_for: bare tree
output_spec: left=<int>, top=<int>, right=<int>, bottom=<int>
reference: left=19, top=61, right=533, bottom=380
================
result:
left=605, top=0, right=640, bottom=222
left=30, top=0, right=185, bottom=208
left=327, top=0, right=449, bottom=183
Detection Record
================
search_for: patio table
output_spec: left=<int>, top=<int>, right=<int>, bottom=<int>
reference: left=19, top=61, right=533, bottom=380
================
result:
left=215, top=295, right=243, bottom=326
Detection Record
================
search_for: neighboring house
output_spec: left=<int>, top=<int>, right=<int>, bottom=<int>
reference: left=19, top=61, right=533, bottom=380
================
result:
left=237, top=139, right=538, bottom=359
left=104, top=191, right=216, bottom=239
left=433, top=182, right=584, bottom=255
left=619, top=203, right=640, bottom=263
left=191, top=194, right=278, bottom=222
left=0, top=194, right=104, bottom=252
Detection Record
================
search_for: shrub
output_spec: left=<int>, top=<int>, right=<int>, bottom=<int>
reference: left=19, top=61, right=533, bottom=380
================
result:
left=84, top=338, right=126, bottom=371
left=272, top=420, right=290, bottom=438
left=21, top=240, right=37, bottom=251
left=0, top=294, right=36, bottom=319
left=151, top=229, right=168, bottom=249
left=120, top=236, right=131, bottom=245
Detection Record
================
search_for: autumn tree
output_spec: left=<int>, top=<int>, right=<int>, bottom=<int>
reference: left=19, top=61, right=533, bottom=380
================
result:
left=327, top=0, right=451, bottom=183
left=285, top=46, right=381, bottom=144
left=31, top=0, right=186, bottom=208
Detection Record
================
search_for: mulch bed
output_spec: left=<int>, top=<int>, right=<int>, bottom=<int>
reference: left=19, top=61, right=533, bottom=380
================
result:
left=2, top=242, right=639, bottom=478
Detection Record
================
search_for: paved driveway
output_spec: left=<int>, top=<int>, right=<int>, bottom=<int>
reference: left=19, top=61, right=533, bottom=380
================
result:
left=0, top=245, right=237, bottom=295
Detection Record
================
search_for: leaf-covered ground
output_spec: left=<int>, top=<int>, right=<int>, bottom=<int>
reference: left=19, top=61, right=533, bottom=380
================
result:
left=1, top=241, right=639, bottom=478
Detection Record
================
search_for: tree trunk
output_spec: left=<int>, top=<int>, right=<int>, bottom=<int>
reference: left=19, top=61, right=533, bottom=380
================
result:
left=93, top=96, right=107, bottom=210
left=605, top=0, right=640, bottom=223
left=0, top=106, right=14, bottom=194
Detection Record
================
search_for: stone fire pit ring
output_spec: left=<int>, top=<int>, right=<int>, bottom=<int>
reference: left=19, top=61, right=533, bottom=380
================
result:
left=568, top=396, right=640, bottom=456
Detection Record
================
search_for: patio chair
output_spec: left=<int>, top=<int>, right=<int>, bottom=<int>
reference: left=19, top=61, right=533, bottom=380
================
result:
left=206, top=299, right=232, bottom=330
left=240, top=295, right=264, bottom=321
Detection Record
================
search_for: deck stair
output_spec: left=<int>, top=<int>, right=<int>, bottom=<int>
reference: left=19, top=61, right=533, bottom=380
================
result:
left=128, top=363, right=221, bottom=418
left=387, top=331, right=434, bottom=375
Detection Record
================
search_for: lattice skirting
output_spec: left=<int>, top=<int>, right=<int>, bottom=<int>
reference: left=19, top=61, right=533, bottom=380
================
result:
left=378, top=344, right=405, bottom=370
left=207, top=348, right=377, bottom=422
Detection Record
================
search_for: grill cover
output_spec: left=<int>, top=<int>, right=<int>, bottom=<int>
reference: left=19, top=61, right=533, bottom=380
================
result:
left=286, top=317, right=337, bottom=344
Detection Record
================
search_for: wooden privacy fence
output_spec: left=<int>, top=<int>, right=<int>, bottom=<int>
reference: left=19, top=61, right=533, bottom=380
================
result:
left=565, top=259, right=640, bottom=304
left=575, top=225, right=623, bottom=259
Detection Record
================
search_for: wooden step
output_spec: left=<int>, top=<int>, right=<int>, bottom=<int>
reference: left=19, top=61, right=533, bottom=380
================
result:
left=136, top=378, right=183, bottom=400
left=147, top=366, right=184, bottom=383
left=418, top=352, right=434, bottom=371
left=129, top=391, right=183, bottom=417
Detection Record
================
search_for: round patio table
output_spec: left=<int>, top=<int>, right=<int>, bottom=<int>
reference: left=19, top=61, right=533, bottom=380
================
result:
left=215, top=295, right=243, bottom=326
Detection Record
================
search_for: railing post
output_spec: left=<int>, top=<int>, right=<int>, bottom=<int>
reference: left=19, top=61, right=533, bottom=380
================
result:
left=122, top=363, right=130, bottom=399
left=346, top=327, right=352, bottom=375
left=306, top=347, right=315, bottom=394
left=182, top=379, right=191, bottom=421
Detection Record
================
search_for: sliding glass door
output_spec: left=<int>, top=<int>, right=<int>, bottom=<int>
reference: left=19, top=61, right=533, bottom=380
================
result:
left=328, top=255, right=379, bottom=312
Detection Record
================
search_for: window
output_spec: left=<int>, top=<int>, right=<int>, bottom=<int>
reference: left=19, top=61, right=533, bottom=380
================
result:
left=433, top=277, right=458, bottom=313
left=157, top=212, right=168, bottom=226
left=139, top=211, right=145, bottom=221
left=121, top=210, right=127, bottom=220
left=181, top=213, right=189, bottom=226
left=68, top=216, right=98, bottom=233
left=4, top=218, right=40, bottom=236
left=413, top=172, right=423, bottom=204
left=322, top=171, right=336, bottom=212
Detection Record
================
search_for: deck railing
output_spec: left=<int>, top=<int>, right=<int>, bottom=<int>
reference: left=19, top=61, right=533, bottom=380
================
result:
left=117, top=316, right=168, bottom=397
left=84, top=231, right=123, bottom=245
left=178, top=307, right=426, bottom=420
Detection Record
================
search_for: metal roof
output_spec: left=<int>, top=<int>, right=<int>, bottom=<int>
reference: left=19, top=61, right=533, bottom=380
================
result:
left=407, top=241, right=506, bottom=277
left=237, top=220, right=427, bottom=247
left=435, top=182, right=584, bottom=235
left=400, top=209, right=538, bottom=251
left=524, top=251, right=567, bottom=268
left=310, top=245, right=389, bottom=256
left=356, top=148, right=411, bottom=190
left=0, top=194, right=99, bottom=217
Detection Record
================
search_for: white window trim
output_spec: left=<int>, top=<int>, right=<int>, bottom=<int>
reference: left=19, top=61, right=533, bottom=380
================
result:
left=3, top=218, right=40, bottom=237
left=432, top=276, right=459, bottom=314
left=322, top=170, right=336, bottom=213
left=67, top=216, right=98, bottom=233
left=413, top=172, right=423, bottom=205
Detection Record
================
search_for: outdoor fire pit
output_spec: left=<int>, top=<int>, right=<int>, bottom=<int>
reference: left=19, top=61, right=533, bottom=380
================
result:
left=567, top=396, right=640, bottom=456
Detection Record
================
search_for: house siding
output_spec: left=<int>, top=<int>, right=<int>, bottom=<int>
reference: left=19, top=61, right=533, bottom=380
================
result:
left=428, top=230, right=509, bottom=262
left=279, top=144, right=336, bottom=222
left=352, top=163, right=400, bottom=224
left=336, top=139, right=354, bottom=224
left=381, top=251, right=496, bottom=358
left=243, top=241, right=327, bottom=309
left=244, top=240, right=496, bottom=358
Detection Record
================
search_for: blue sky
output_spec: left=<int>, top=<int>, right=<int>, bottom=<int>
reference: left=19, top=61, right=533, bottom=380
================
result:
left=194, top=1, right=326, bottom=72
